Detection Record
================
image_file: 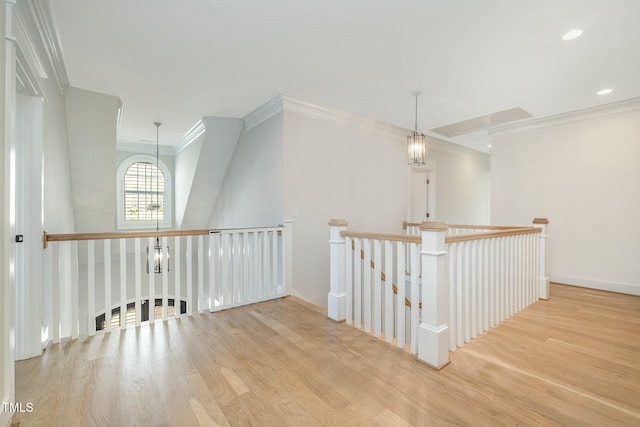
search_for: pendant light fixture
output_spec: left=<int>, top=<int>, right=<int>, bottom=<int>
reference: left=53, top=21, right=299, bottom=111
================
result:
left=407, top=92, right=426, bottom=166
left=147, top=121, right=169, bottom=274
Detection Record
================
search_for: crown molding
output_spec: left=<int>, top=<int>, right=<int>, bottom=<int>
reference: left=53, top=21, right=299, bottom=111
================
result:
left=14, top=5, right=48, bottom=80
left=173, top=119, right=206, bottom=154
left=243, top=94, right=487, bottom=159
left=243, top=95, right=283, bottom=130
left=489, top=96, right=640, bottom=138
left=26, top=0, right=69, bottom=95
left=281, top=94, right=408, bottom=137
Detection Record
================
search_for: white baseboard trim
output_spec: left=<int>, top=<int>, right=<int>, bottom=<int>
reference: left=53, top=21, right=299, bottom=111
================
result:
left=549, top=275, right=640, bottom=296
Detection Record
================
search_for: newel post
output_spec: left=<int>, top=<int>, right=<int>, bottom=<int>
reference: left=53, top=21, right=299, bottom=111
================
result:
left=328, top=219, right=348, bottom=321
left=533, top=218, right=550, bottom=300
left=417, top=221, right=450, bottom=369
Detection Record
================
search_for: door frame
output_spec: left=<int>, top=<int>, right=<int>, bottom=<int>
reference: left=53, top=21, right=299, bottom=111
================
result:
left=406, top=159, right=437, bottom=223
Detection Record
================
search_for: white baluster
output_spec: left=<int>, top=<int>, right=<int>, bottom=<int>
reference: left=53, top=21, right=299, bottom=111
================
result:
left=363, top=239, right=372, bottom=333
left=271, top=229, right=278, bottom=296
left=346, top=237, right=353, bottom=325
left=120, top=238, right=127, bottom=329
left=71, top=241, right=79, bottom=339
left=470, top=239, right=478, bottom=340
left=134, top=238, right=141, bottom=325
left=252, top=231, right=259, bottom=300
left=104, top=239, right=112, bottom=331
left=396, top=241, right=405, bottom=349
left=88, top=240, right=96, bottom=336
left=384, top=240, right=393, bottom=343
left=148, top=237, right=155, bottom=323
left=353, top=238, right=362, bottom=329
left=463, top=241, right=471, bottom=343
left=197, top=235, right=204, bottom=312
left=52, top=244, right=60, bottom=342
left=410, top=243, right=419, bottom=354
left=212, top=233, right=224, bottom=311
left=262, top=230, right=269, bottom=299
left=373, top=239, right=382, bottom=338
left=174, top=236, right=181, bottom=317
left=456, top=242, right=464, bottom=349
left=243, top=232, right=250, bottom=299
left=162, top=236, right=169, bottom=320
left=186, top=235, right=193, bottom=315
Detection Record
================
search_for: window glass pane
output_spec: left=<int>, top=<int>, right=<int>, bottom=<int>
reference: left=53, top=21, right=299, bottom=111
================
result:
left=123, top=162, right=165, bottom=221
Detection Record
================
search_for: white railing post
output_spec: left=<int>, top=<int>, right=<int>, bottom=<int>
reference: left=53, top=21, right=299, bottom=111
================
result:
left=533, top=218, right=550, bottom=300
left=328, top=219, right=348, bottom=322
left=417, top=221, right=450, bottom=369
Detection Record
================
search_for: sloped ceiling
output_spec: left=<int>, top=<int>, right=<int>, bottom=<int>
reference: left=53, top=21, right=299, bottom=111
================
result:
left=49, top=0, right=640, bottom=152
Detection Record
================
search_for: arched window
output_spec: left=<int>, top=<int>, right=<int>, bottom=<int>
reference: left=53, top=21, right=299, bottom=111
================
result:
left=117, top=155, right=172, bottom=229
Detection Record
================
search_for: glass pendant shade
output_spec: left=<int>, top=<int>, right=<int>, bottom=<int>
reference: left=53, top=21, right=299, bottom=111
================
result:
left=407, top=93, right=426, bottom=166
left=407, top=130, right=426, bottom=166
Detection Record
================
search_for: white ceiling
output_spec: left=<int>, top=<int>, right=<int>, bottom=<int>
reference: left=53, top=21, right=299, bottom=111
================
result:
left=49, top=0, right=640, bottom=152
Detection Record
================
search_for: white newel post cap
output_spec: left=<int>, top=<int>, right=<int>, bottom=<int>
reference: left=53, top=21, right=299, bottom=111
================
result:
left=419, top=221, right=447, bottom=231
left=328, top=219, right=349, bottom=227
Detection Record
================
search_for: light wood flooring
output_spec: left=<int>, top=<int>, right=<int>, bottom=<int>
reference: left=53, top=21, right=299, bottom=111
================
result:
left=12, top=283, right=640, bottom=426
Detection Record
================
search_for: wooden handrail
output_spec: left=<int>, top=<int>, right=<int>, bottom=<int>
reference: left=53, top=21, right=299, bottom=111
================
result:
left=344, top=226, right=540, bottom=245
left=43, top=225, right=286, bottom=249
left=404, top=222, right=522, bottom=231
left=445, top=227, right=540, bottom=243
left=44, top=229, right=210, bottom=249
left=342, top=230, right=420, bottom=244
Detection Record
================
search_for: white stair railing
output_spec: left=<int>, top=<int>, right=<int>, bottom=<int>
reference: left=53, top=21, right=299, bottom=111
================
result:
left=330, top=218, right=548, bottom=369
left=43, top=224, right=292, bottom=341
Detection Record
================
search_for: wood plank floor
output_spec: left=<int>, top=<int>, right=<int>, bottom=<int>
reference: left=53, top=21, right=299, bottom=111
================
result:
left=12, top=283, right=640, bottom=426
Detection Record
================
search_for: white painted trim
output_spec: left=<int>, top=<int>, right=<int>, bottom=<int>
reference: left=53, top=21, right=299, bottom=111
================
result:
left=25, top=0, right=69, bottom=94
left=550, top=275, right=640, bottom=296
left=244, top=94, right=489, bottom=161
left=243, top=96, right=282, bottom=131
left=173, top=119, right=205, bottom=154
left=13, top=6, right=46, bottom=78
left=282, top=94, right=408, bottom=137
left=489, top=97, right=640, bottom=137
left=116, top=155, right=173, bottom=230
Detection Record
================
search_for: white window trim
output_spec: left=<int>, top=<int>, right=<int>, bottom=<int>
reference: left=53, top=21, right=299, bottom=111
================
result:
left=117, top=154, right=172, bottom=230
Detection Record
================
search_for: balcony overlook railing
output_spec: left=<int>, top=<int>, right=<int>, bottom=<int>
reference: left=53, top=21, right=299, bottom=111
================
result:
left=43, top=224, right=293, bottom=342
left=329, top=218, right=549, bottom=369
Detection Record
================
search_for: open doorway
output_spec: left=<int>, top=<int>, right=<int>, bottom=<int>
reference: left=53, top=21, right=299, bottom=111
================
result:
left=407, top=161, right=437, bottom=223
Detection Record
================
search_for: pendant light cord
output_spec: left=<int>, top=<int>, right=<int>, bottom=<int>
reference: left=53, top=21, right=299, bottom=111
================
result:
left=154, top=122, right=161, bottom=234
left=414, top=94, right=418, bottom=132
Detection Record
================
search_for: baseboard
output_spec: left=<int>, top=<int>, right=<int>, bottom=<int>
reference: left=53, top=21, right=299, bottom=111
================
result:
left=549, top=275, right=640, bottom=296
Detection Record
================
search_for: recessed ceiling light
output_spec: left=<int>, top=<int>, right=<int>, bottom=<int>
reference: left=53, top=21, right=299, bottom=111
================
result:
left=597, top=88, right=613, bottom=96
left=488, top=144, right=492, bottom=149
left=562, top=29, right=583, bottom=41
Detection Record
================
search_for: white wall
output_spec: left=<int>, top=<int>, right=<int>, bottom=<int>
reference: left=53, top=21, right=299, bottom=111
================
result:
left=428, top=144, right=490, bottom=224
left=174, top=134, right=203, bottom=229
left=209, top=113, right=284, bottom=228
left=65, top=86, right=121, bottom=233
left=43, top=77, right=75, bottom=234
left=491, top=108, right=640, bottom=295
left=283, top=110, right=408, bottom=308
